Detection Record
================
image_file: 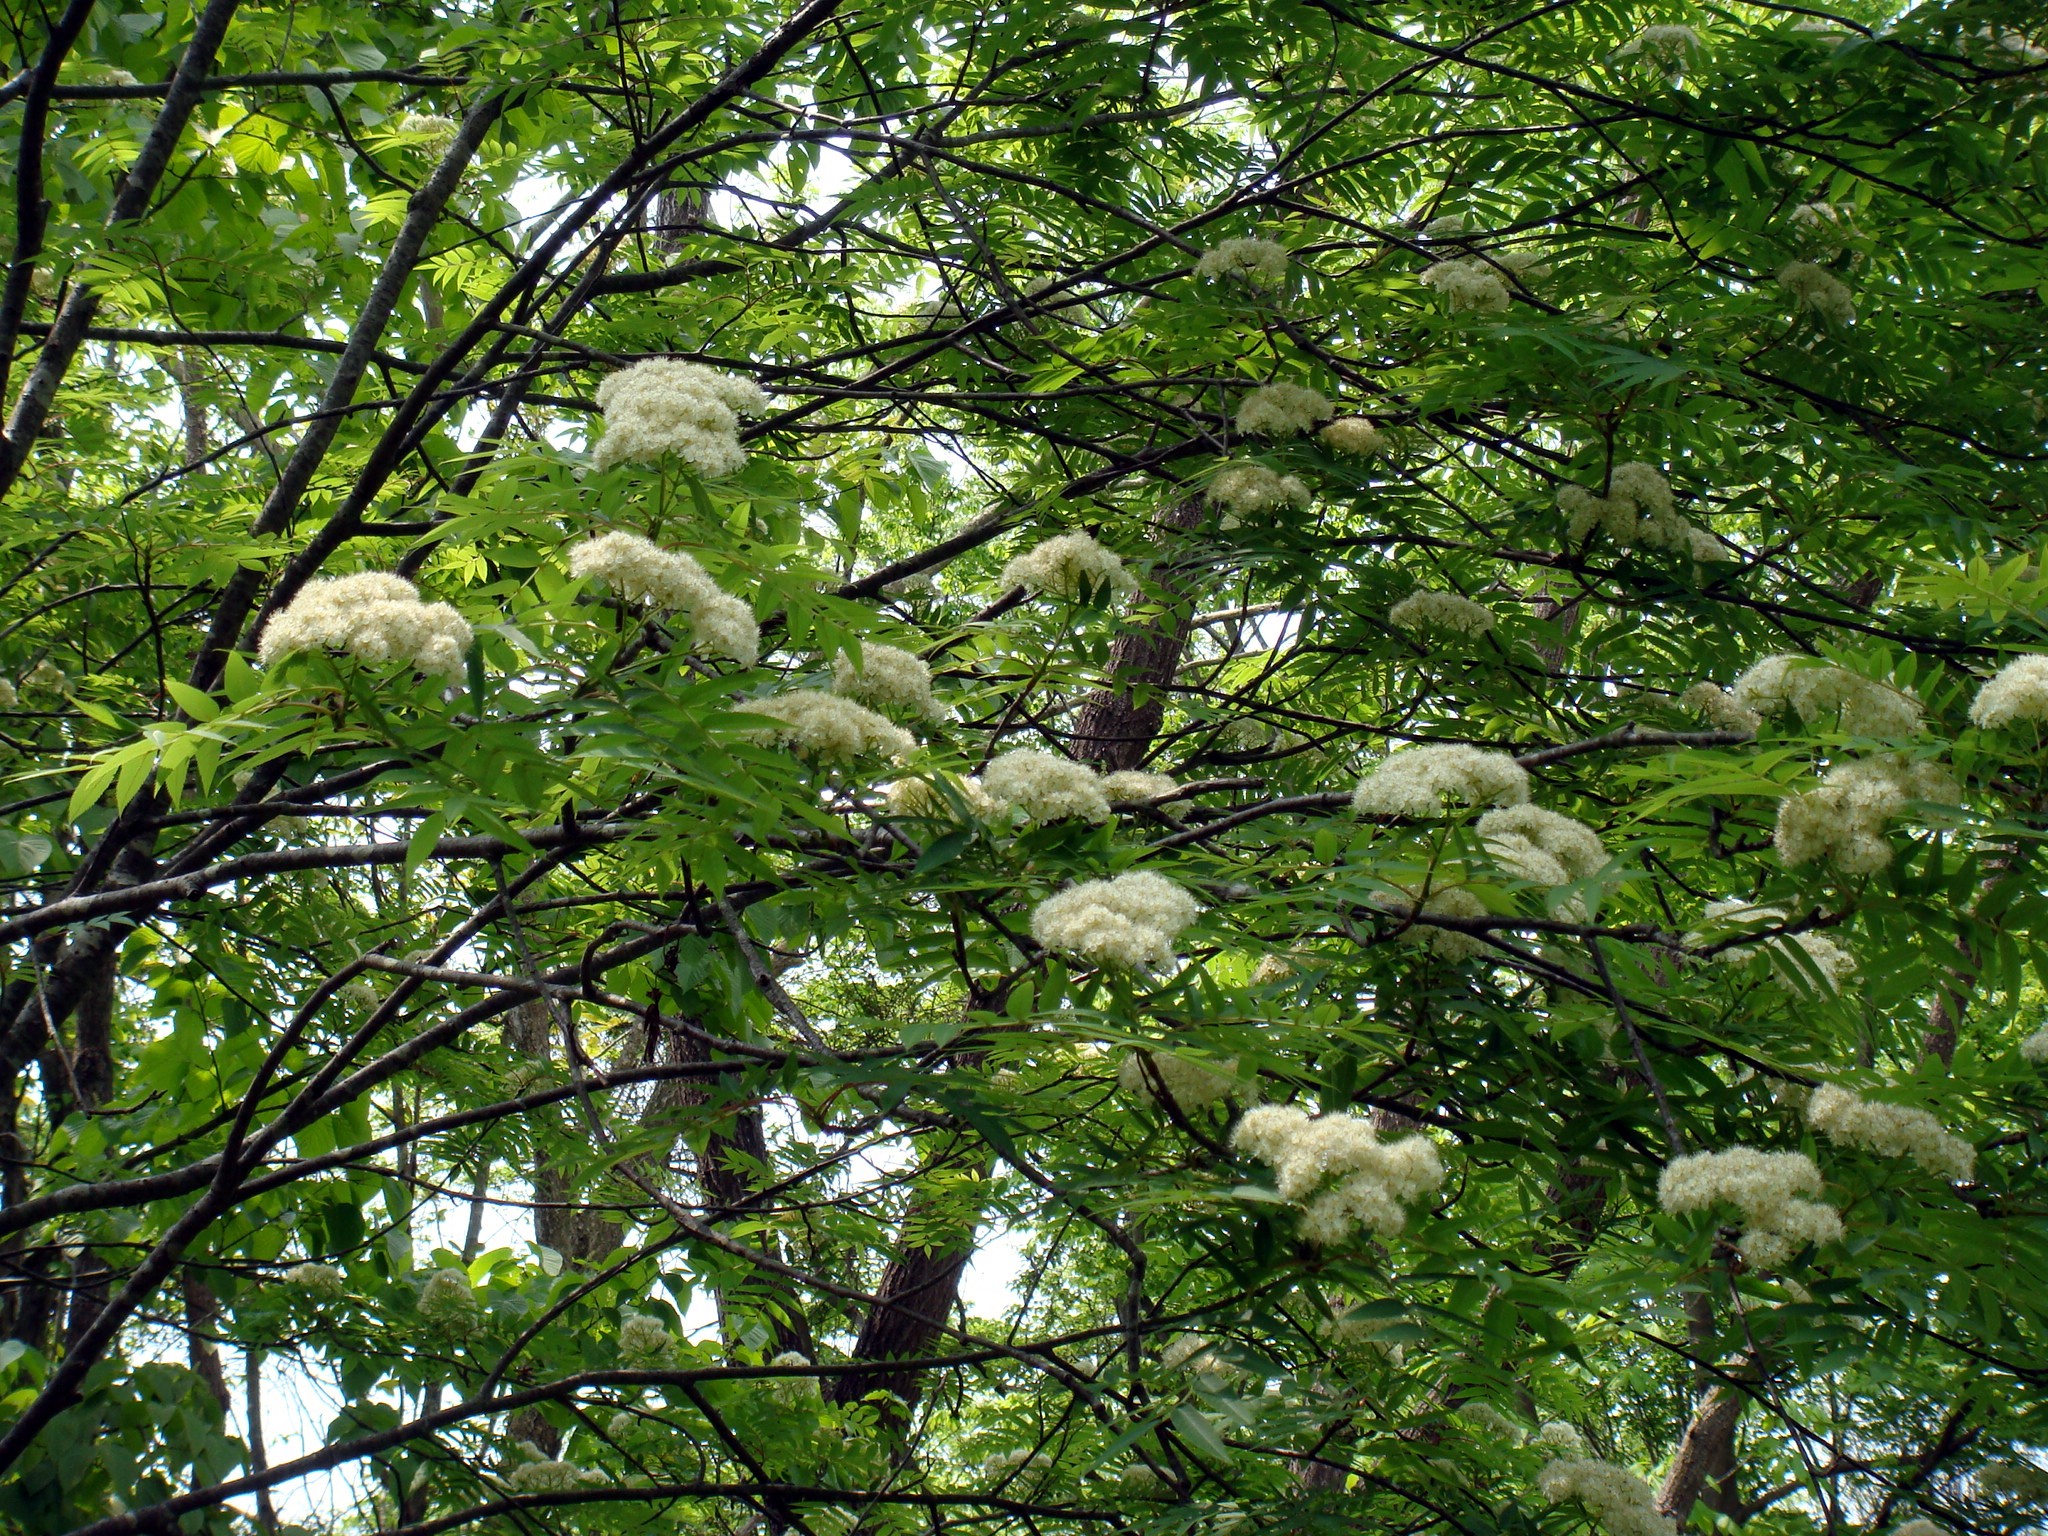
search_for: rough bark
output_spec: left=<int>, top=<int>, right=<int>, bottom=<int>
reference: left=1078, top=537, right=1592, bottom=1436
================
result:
left=830, top=1139, right=984, bottom=1419
left=179, top=1270, right=231, bottom=1410
left=504, top=1001, right=623, bottom=1266
left=1067, top=498, right=1205, bottom=771
left=664, top=1023, right=812, bottom=1358
left=1657, top=1383, right=1745, bottom=1521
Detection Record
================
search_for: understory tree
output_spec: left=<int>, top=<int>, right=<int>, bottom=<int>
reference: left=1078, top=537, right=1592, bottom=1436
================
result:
left=0, top=0, right=2045, bottom=1533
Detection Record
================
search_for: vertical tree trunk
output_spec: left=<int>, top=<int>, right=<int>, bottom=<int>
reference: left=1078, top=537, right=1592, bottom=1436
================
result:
left=1067, top=499, right=1205, bottom=771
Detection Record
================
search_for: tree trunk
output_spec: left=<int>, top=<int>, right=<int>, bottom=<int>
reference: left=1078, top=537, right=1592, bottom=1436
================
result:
left=1067, top=498, right=1205, bottom=771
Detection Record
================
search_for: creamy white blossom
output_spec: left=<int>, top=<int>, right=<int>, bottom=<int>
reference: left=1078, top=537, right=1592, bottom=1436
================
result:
left=1249, top=953, right=1294, bottom=986
left=1774, top=756, right=1957, bottom=875
left=22, top=659, right=65, bottom=691
left=1478, top=805, right=1607, bottom=887
left=1558, top=462, right=1705, bottom=554
left=417, top=1267, right=480, bottom=1325
left=284, top=1262, right=347, bottom=1296
left=1208, top=463, right=1312, bottom=520
left=1696, top=901, right=1857, bottom=989
left=590, top=358, right=767, bottom=476
left=618, top=1312, right=675, bottom=1363
left=1117, top=1048, right=1240, bottom=1111
left=507, top=1458, right=604, bottom=1493
left=1779, top=261, right=1857, bottom=325
left=1538, top=1422, right=1591, bottom=1455
left=1658, top=1147, right=1843, bottom=1266
left=1457, top=1403, right=1525, bottom=1441
left=1421, top=257, right=1511, bottom=313
left=258, top=572, right=473, bottom=680
left=1680, top=682, right=1763, bottom=734
left=1195, top=237, right=1289, bottom=287
left=1352, top=743, right=1530, bottom=816
left=1616, top=24, right=1701, bottom=64
left=1538, top=1458, right=1676, bottom=1536
left=395, top=110, right=459, bottom=143
left=1968, top=655, right=2048, bottom=729
left=1733, top=654, right=1924, bottom=737
left=883, top=773, right=1000, bottom=822
left=2023, top=1025, right=2048, bottom=1065
left=983, top=748, right=1112, bottom=823
left=1230, top=1104, right=1444, bottom=1243
left=1806, top=1084, right=1975, bottom=1181
left=567, top=530, right=760, bottom=666
left=744, top=692, right=916, bottom=764
left=1030, top=870, right=1200, bottom=971
left=1376, top=884, right=1491, bottom=961
left=1000, top=532, right=1138, bottom=601
left=1389, top=590, right=1495, bottom=637
left=1236, top=382, right=1333, bottom=439
left=832, top=643, right=942, bottom=721
left=1320, top=417, right=1386, bottom=456
left=1101, top=769, right=1182, bottom=814
left=0, top=678, right=16, bottom=708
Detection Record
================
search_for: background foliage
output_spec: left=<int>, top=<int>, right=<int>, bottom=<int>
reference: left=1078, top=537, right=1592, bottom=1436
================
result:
left=0, top=0, right=2045, bottom=1533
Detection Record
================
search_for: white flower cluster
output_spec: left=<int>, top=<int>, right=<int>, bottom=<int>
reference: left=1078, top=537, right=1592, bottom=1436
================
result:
left=1558, top=463, right=1719, bottom=558
left=1539, top=1422, right=1591, bottom=1455
left=1389, top=590, right=1495, bottom=637
left=1774, top=756, right=1958, bottom=875
left=1479, top=805, right=1607, bottom=887
left=1000, top=532, right=1138, bottom=601
left=1615, top=24, right=1702, bottom=64
left=1457, top=1403, right=1524, bottom=1441
left=832, top=642, right=942, bottom=721
left=1236, top=382, right=1333, bottom=438
left=1208, top=462, right=1312, bottom=521
left=1376, top=884, right=1490, bottom=961
left=745, top=692, right=917, bottom=764
left=1696, top=901, right=1857, bottom=989
left=1030, top=871, right=1199, bottom=971
left=2023, top=1025, right=2048, bottom=1065
left=418, top=1266, right=480, bottom=1325
left=1101, top=769, right=1182, bottom=813
left=590, top=358, right=768, bottom=477
left=883, top=773, right=1001, bottom=822
left=567, top=530, right=759, bottom=666
left=1779, top=261, right=1857, bottom=325
left=1352, top=743, right=1530, bottom=816
left=1969, top=655, right=2048, bottom=728
left=284, top=1262, right=347, bottom=1296
left=1249, top=953, right=1294, bottom=985
left=1537, top=1458, right=1676, bottom=1536
left=22, top=659, right=64, bottom=691
left=1320, top=417, right=1386, bottom=456
left=1420, top=250, right=1546, bottom=312
left=0, top=677, right=15, bottom=707
left=1806, top=1084, right=1974, bottom=1181
left=1230, top=1104, right=1445, bottom=1244
left=1195, top=237, right=1289, bottom=287
left=618, top=1312, right=675, bottom=1363
left=259, top=572, right=473, bottom=680
left=1680, top=681, right=1763, bottom=734
left=1733, top=654, right=1923, bottom=737
left=1658, top=1147, right=1843, bottom=1267
left=507, top=1458, right=605, bottom=1494
left=983, top=748, right=1113, bottom=823
left=1117, top=1048, right=1240, bottom=1111
left=395, top=110, right=459, bottom=144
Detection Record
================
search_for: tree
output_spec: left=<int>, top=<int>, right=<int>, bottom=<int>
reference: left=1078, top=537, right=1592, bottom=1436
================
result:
left=0, top=0, right=2044, bottom=1533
